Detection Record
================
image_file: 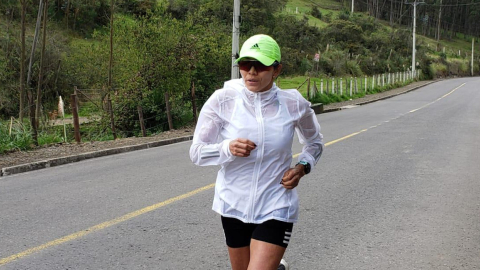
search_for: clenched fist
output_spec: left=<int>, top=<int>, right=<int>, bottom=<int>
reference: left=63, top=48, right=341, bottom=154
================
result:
left=229, top=138, right=256, bottom=157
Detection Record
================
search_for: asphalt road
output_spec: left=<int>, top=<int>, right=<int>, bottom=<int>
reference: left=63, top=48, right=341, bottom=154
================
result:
left=1, top=77, right=479, bottom=270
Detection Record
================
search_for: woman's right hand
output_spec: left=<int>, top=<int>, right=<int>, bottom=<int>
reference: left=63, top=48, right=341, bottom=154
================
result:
left=229, top=138, right=256, bottom=157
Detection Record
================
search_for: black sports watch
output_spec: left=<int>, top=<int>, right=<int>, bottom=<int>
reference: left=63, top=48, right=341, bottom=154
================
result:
left=296, top=161, right=311, bottom=175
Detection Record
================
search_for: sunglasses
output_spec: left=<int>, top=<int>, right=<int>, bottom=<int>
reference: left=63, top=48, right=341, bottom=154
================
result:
left=238, top=61, right=279, bottom=72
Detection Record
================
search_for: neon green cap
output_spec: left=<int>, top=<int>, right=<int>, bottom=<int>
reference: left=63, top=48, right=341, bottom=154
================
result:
left=235, top=34, right=281, bottom=66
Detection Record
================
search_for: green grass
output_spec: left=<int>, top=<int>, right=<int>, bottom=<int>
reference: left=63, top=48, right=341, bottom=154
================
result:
left=284, top=0, right=343, bottom=28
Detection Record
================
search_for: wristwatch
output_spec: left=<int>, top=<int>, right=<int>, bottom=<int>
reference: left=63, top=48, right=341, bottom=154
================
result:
left=296, top=161, right=311, bottom=175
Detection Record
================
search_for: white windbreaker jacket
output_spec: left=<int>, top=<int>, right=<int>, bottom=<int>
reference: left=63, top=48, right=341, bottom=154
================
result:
left=189, top=79, right=324, bottom=224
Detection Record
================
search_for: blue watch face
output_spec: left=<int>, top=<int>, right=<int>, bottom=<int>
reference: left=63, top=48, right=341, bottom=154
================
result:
left=297, top=161, right=310, bottom=174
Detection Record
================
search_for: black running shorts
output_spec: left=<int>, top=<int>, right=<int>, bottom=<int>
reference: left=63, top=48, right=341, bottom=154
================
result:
left=221, top=216, right=294, bottom=248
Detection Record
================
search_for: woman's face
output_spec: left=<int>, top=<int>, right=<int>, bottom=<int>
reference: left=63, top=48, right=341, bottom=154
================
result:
left=239, top=61, right=282, bottom=92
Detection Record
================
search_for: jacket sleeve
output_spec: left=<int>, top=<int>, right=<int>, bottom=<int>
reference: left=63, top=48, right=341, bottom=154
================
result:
left=295, top=95, right=324, bottom=171
left=189, top=92, right=236, bottom=166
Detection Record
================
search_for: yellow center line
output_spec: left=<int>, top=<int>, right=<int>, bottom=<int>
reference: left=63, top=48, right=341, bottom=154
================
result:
left=0, top=82, right=466, bottom=266
left=0, top=184, right=215, bottom=266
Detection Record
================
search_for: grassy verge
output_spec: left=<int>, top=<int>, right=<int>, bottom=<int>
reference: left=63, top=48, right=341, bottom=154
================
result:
left=279, top=75, right=420, bottom=105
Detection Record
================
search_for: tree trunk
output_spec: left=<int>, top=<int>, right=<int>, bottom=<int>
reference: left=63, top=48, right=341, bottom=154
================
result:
left=65, top=0, right=70, bottom=29
left=26, top=0, right=44, bottom=114
left=19, top=0, right=26, bottom=122
left=436, top=0, right=442, bottom=41
left=390, top=0, right=393, bottom=26
left=34, top=0, right=48, bottom=144
left=108, top=0, right=114, bottom=89
left=450, top=0, right=458, bottom=39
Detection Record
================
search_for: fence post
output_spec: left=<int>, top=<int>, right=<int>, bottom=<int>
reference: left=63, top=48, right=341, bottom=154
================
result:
left=191, top=81, right=197, bottom=123
left=349, top=78, right=353, bottom=96
left=320, top=79, right=323, bottom=94
left=107, top=95, right=117, bottom=140
left=364, top=76, right=367, bottom=92
left=165, top=92, right=173, bottom=131
left=71, top=93, right=81, bottom=143
left=137, top=105, right=146, bottom=137
left=9, top=116, right=14, bottom=136
left=355, top=77, right=358, bottom=94
left=307, top=78, right=311, bottom=100
left=340, top=78, right=343, bottom=96
left=372, top=75, right=375, bottom=90
left=332, top=79, right=335, bottom=95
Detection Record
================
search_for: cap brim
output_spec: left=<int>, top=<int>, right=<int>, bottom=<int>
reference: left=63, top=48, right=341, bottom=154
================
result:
left=235, top=51, right=275, bottom=66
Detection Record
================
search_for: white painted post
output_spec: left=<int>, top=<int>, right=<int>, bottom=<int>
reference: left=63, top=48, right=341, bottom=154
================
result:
left=350, top=78, right=353, bottom=96
left=332, top=79, right=335, bottom=95
left=355, top=77, right=358, bottom=94
left=472, top=38, right=474, bottom=76
left=340, top=78, right=343, bottom=95
left=372, top=75, right=375, bottom=89
left=320, top=79, right=323, bottom=94
left=365, top=76, right=367, bottom=92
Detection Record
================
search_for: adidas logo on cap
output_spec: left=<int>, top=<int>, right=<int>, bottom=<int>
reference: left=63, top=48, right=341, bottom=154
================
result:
left=251, top=43, right=260, bottom=49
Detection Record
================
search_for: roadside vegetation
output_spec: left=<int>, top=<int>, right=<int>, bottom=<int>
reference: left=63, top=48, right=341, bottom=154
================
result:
left=0, top=0, right=479, bottom=154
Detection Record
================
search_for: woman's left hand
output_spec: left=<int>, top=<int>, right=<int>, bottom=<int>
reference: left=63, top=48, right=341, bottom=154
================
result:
left=281, top=165, right=306, bottom=189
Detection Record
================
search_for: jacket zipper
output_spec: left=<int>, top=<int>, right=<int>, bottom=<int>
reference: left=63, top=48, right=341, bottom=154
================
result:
left=248, top=93, right=265, bottom=222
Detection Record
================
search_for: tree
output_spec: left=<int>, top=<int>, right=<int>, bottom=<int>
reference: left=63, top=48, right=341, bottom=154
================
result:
left=33, top=0, right=49, bottom=145
left=19, top=0, right=27, bottom=121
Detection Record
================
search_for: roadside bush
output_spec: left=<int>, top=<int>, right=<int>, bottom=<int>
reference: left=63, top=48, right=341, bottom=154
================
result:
left=429, top=63, right=448, bottom=78
left=0, top=120, right=33, bottom=153
left=447, top=58, right=469, bottom=76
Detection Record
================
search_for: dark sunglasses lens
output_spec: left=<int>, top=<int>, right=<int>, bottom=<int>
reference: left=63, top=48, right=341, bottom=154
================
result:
left=238, top=61, right=270, bottom=72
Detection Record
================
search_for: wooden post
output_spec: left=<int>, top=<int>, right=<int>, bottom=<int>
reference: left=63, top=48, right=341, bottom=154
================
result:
left=320, top=79, right=323, bottom=94
left=71, top=93, right=81, bottom=143
left=137, top=105, right=146, bottom=137
left=165, top=92, right=173, bottom=130
left=191, top=81, right=197, bottom=123
left=107, top=95, right=117, bottom=139
left=9, top=117, right=14, bottom=136
left=307, top=78, right=311, bottom=100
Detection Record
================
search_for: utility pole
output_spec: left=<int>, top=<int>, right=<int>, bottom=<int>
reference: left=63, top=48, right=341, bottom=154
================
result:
left=406, top=0, right=423, bottom=77
left=231, top=0, right=240, bottom=79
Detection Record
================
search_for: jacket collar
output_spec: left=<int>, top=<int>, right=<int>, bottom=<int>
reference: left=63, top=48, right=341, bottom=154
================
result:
left=223, top=79, right=278, bottom=106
